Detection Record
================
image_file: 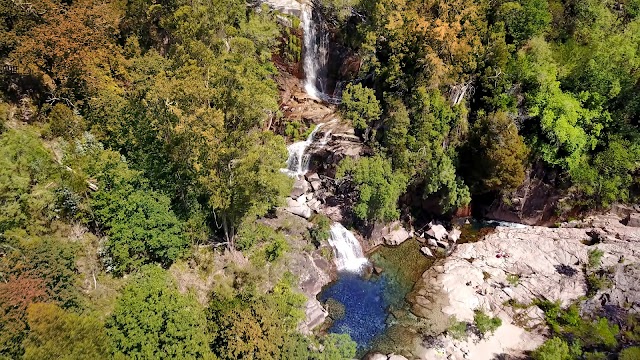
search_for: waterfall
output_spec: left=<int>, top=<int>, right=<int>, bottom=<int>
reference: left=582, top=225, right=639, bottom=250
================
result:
left=281, top=123, right=325, bottom=177
left=301, top=4, right=329, bottom=98
left=328, top=223, right=369, bottom=273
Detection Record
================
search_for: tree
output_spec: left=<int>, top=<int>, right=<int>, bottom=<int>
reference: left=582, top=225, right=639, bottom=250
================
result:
left=207, top=277, right=306, bottom=360
left=340, top=83, right=381, bottom=139
left=468, top=111, right=529, bottom=193
left=106, top=266, right=212, bottom=359
left=92, top=187, right=189, bottom=275
left=336, top=155, right=407, bottom=223
left=23, top=303, right=108, bottom=360
left=47, top=103, right=86, bottom=140
left=497, top=0, right=552, bottom=44
left=533, top=337, right=571, bottom=360
left=0, top=276, right=49, bottom=359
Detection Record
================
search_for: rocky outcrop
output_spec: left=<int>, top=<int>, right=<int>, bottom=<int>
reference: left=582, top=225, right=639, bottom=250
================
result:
left=366, top=354, right=408, bottom=360
left=261, top=0, right=303, bottom=17
left=408, top=213, right=640, bottom=360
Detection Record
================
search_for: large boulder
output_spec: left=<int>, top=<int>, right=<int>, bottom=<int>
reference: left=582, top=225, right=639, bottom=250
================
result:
left=426, top=224, right=448, bottom=241
left=291, top=178, right=310, bottom=198
left=448, top=228, right=462, bottom=243
left=383, top=222, right=412, bottom=246
left=285, top=197, right=312, bottom=219
left=421, top=247, right=434, bottom=257
left=306, top=172, right=323, bottom=192
left=626, top=213, right=640, bottom=227
left=261, top=0, right=302, bottom=17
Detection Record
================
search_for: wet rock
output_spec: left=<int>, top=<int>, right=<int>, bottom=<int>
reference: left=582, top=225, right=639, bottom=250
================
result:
left=421, top=247, right=434, bottom=258
left=426, top=224, right=448, bottom=241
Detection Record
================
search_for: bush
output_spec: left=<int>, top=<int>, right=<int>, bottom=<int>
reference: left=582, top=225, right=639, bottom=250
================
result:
left=47, top=103, right=86, bottom=140
left=447, top=318, right=468, bottom=340
left=473, top=310, right=502, bottom=337
left=620, top=347, right=640, bottom=360
left=309, top=214, right=331, bottom=245
left=588, top=249, right=604, bottom=268
left=532, top=337, right=571, bottom=360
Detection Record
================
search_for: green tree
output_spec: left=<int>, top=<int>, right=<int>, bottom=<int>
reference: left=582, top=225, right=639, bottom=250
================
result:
left=533, top=337, right=571, bottom=360
left=23, top=303, right=108, bottom=360
left=336, top=155, right=408, bottom=223
left=106, top=266, right=212, bottom=360
left=207, top=277, right=306, bottom=359
left=498, top=0, right=552, bottom=44
left=340, top=83, right=381, bottom=139
left=468, top=111, right=529, bottom=193
left=620, top=347, right=640, bottom=360
left=47, top=103, right=86, bottom=140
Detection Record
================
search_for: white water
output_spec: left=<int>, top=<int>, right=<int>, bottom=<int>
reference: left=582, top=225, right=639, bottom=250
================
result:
left=301, top=4, right=329, bottom=98
left=328, top=223, right=369, bottom=273
left=281, top=123, right=325, bottom=177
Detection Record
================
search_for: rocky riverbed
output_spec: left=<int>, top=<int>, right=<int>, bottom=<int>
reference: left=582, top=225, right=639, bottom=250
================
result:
left=406, top=213, right=640, bottom=359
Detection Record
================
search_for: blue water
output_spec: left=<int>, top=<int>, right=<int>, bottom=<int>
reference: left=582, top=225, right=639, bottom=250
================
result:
left=319, top=272, right=389, bottom=350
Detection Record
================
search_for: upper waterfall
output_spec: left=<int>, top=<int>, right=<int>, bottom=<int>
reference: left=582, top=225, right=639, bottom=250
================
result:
left=301, top=4, right=329, bottom=99
left=328, top=223, right=369, bottom=273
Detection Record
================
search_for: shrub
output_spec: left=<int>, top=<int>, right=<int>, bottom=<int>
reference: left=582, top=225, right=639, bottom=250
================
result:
left=532, top=337, right=571, bottom=360
left=588, top=249, right=604, bottom=268
left=473, top=310, right=502, bottom=337
left=506, top=273, right=520, bottom=286
left=309, top=214, right=331, bottom=245
left=620, top=347, right=640, bottom=360
left=447, top=318, right=468, bottom=340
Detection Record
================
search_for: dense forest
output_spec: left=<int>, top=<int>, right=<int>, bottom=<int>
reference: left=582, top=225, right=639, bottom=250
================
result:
left=0, top=0, right=639, bottom=358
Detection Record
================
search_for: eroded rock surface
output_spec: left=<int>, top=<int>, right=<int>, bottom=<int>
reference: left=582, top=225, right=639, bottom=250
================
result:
left=408, top=213, right=640, bottom=360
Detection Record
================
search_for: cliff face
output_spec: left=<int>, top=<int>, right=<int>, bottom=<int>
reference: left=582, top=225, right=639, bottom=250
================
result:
left=408, top=212, right=640, bottom=359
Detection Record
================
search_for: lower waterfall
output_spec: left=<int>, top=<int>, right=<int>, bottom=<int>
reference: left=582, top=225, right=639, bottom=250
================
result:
left=281, top=123, right=325, bottom=177
left=328, top=223, right=369, bottom=273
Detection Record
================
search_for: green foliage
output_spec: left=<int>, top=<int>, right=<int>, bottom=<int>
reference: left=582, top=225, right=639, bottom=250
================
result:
left=498, top=0, right=551, bottom=44
left=106, top=266, right=212, bottom=359
left=309, top=214, right=332, bottom=245
left=0, top=130, right=61, bottom=237
left=473, top=310, right=502, bottom=337
left=620, top=347, right=640, bottom=360
left=47, top=103, right=86, bottom=140
left=23, top=303, right=108, bottom=360
left=318, top=333, right=357, bottom=360
left=506, top=273, right=521, bottom=286
left=336, top=155, right=408, bottom=223
left=467, top=111, right=529, bottom=193
left=588, top=249, right=604, bottom=268
left=533, top=337, right=572, bottom=360
left=340, top=83, right=381, bottom=134
left=236, top=221, right=284, bottom=252
left=207, top=277, right=306, bottom=359
left=283, top=27, right=301, bottom=62
left=447, top=318, right=469, bottom=340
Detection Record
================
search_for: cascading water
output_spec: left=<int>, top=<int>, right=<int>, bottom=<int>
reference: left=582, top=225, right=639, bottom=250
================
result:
left=301, top=4, right=329, bottom=99
left=281, top=123, right=325, bottom=177
left=328, top=223, right=369, bottom=273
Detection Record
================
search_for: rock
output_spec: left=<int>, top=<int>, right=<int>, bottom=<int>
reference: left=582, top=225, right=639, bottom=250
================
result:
left=366, top=354, right=387, bottom=360
left=300, top=299, right=328, bottom=334
left=291, top=178, right=310, bottom=198
left=448, top=228, right=462, bottom=243
left=261, top=0, right=302, bottom=17
left=285, top=198, right=312, bottom=219
left=426, top=224, right=448, bottom=241
left=387, top=354, right=408, bottom=360
left=374, top=266, right=384, bottom=275
left=306, top=172, right=323, bottom=192
left=383, top=221, right=412, bottom=246
left=421, top=247, right=434, bottom=257
left=427, top=238, right=438, bottom=248
left=436, top=240, right=448, bottom=249
left=408, top=213, right=640, bottom=360
left=625, top=213, right=640, bottom=227
left=307, top=199, right=321, bottom=212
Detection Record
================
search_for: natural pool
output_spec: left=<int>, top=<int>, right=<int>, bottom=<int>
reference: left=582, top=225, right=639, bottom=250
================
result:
left=319, top=239, right=435, bottom=355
